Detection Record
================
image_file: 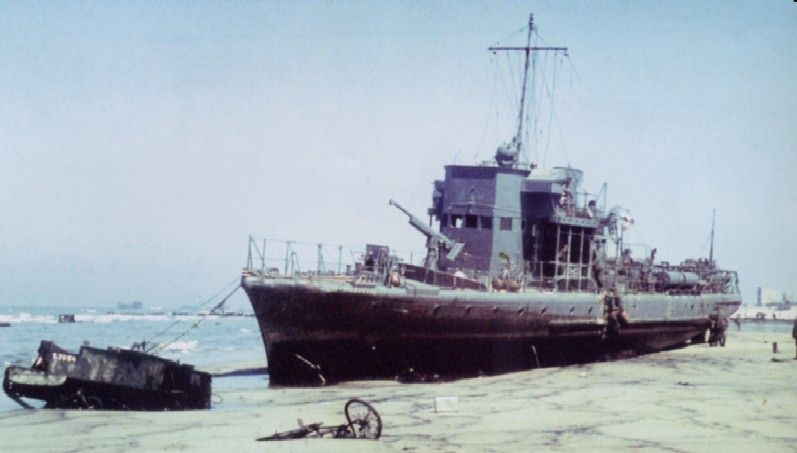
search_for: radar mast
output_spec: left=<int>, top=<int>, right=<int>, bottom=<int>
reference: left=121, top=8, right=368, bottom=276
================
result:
left=489, top=14, right=567, bottom=168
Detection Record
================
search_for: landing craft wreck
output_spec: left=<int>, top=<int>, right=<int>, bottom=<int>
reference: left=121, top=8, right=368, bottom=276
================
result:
left=241, top=15, right=742, bottom=385
left=3, top=341, right=211, bottom=410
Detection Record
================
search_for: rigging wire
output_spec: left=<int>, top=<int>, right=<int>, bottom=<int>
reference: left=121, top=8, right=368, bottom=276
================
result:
left=145, top=284, right=242, bottom=355
left=490, top=24, right=527, bottom=149
left=565, top=54, right=581, bottom=83
left=520, top=26, right=573, bottom=168
left=536, top=28, right=577, bottom=168
left=535, top=29, right=578, bottom=81
left=532, top=28, right=546, bottom=166
left=473, top=54, right=499, bottom=163
left=492, top=26, right=526, bottom=48
left=526, top=28, right=536, bottom=165
left=542, top=52, right=559, bottom=167
left=537, top=50, right=549, bottom=167
left=529, top=37, right=538, bottom=166
left=484, top=21, right=577, bottom=167
left=140, top=276, right=240, bottom=346
left=525, top=84, right=533, bottom=165
left=629, top=222, right=647, bottom=246
left=496, top=53, right=515, bottom=136
left=505, top=52, right=519, bottom=114
left=549, top=54, right=573, bottom=168
left=551, top=105, right=571, bottom=168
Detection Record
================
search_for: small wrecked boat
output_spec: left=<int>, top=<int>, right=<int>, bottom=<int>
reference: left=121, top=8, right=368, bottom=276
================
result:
left=57, top=314, right=76, bottom=323
left=3, top=341, right=211, bottom=410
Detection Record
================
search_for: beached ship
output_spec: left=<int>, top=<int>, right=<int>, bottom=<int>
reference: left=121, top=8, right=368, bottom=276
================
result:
left=241, top=15, right=742, bottom=385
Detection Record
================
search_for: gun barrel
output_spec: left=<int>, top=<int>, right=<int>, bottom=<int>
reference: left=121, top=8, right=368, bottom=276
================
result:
left=390, top=199, right=432, bottom=236
left=388, top=199, right=411, bottom=217
left=389, top=198, right=465, bottom=262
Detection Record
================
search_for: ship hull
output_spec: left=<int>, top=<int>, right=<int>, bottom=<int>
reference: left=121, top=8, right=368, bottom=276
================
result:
left=243, top=276, right=741, bottom=385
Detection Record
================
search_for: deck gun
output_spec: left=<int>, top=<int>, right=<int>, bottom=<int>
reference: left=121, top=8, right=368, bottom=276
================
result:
left=389, top=199, right=464, bottom=270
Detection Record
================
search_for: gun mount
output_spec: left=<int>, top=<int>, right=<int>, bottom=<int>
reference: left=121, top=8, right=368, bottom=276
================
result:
left=389, top=199, right=464, bottom=270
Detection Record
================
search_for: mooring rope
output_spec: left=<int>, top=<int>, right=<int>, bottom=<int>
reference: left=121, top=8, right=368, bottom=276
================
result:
left=140, top=276, right=241, bottom=347
left=144, top=283, right=241, bottom=355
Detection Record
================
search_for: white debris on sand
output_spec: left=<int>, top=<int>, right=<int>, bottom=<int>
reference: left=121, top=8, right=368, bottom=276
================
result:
left=1, top=330, right=795, bottom=452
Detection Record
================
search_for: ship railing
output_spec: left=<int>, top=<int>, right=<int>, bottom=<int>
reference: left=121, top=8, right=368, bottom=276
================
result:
left=552, top=205, right=599, bottom=221
left=478, top=160, right=535, bottom=171
left=520, top=257, right=739, bottom=295
left=244, top=236, right=420, bottom=278
left=524, top=261, right=596, bottom=293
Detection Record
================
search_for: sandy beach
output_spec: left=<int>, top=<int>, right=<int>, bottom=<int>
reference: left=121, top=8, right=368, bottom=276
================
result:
left=2, top=329, right=795, bottom=452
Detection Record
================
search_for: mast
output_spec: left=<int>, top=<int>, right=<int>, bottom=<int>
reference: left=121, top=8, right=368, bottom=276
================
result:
left=489, top=14, right=567, bottom=167
left=516, top=14, right=534, bottom=143
left=709, top=209, right=716, bottom=264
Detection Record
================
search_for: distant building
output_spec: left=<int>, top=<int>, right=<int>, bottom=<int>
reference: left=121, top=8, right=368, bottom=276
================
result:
left=757, top=287, right=794, bottom=310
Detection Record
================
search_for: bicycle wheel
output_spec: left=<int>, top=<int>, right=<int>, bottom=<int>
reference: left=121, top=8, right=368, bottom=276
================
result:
left=344, top=398, right=382, bottom=440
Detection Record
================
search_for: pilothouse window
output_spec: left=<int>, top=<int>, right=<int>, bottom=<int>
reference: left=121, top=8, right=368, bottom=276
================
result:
left=480, top=216, right=493, bottom=230
left=500, top=217, right=513, bottom=231
left=450, top=215, right=463, bottom=228
left=465, top=215, right=477, bottom=228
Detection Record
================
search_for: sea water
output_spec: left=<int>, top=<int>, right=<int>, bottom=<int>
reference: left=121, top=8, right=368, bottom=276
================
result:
left=0, top=305, right=267, bottom=412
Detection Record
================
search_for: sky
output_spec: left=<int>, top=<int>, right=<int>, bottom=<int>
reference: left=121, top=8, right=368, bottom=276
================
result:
left=1, top=2, right=795, bottom=309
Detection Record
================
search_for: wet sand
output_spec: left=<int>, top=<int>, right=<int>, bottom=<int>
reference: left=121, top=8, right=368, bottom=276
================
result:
left=2, top=330, right=795, bottom=452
